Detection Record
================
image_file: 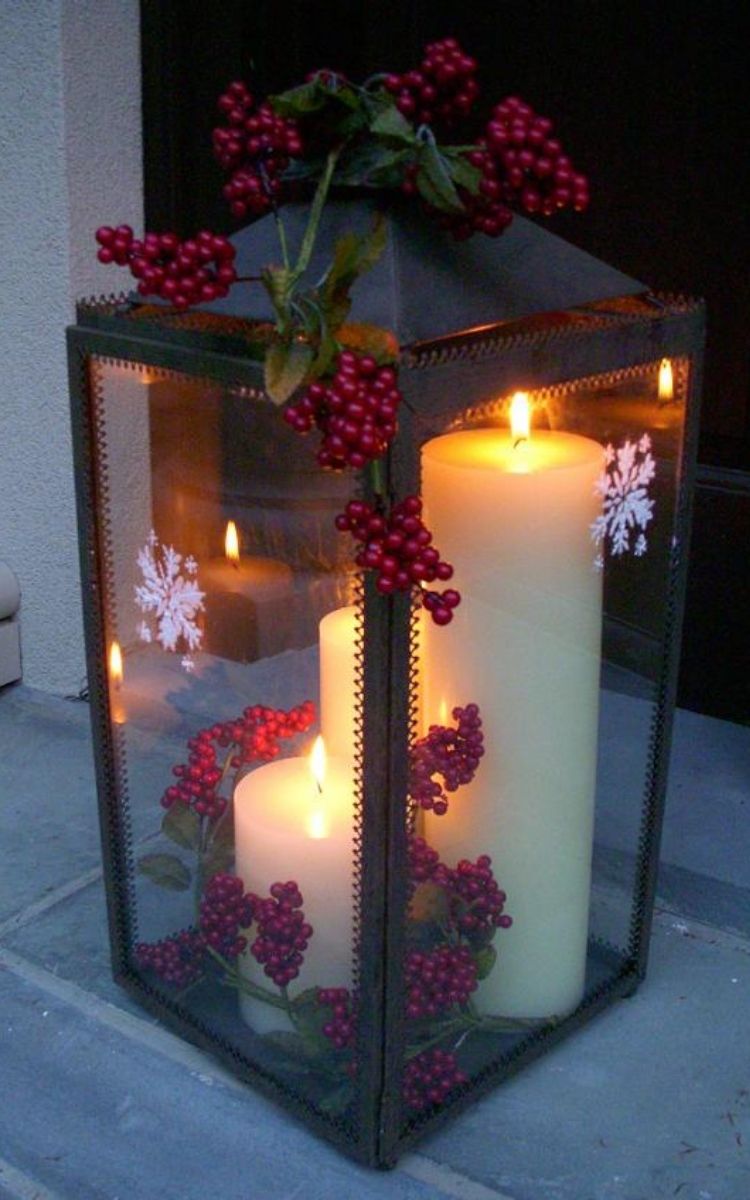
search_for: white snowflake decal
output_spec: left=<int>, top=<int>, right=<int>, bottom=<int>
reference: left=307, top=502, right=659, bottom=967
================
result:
left=134, top=530, right=205, bottom=669
left=591, top=433, right=656, bottom=561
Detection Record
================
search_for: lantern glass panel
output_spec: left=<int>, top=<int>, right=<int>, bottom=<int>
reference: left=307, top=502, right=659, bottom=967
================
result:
left=398, top=355, right=690, bottom=1132
left=89, top=355, right=365, bottom=1128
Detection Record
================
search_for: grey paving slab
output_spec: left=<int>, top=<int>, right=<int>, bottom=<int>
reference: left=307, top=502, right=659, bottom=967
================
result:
left=0, top=687, right=100, bottom=923
left=420, top=915, right=750, bottom=1200
left=662, top=708, right=750, bottom=889
left=0, top=965, right=452, bottom=1200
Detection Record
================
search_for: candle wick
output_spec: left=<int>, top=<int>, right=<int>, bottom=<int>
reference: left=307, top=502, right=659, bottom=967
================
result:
left=513, top=436, right=528, bottom=450
left=315, top=780, right=323, bottom=795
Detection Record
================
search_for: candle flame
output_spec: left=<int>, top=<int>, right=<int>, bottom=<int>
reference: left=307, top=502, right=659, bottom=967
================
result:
left=658, top=359, right=673, bottom=402
left=439, top=698, right=449, bottom=725
left=308, top=810, right=328, bottom=839
left=310, top=734, right=326, bottom=792
left=224, top=520, right=240, bottom=563
left=109, top=640, right=123, bottom=687
left=510, top=392, right=531, bottom=444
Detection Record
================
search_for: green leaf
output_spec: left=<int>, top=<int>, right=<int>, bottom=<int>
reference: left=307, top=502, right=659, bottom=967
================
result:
left=442, top=149, right=483, bottom=196
left=317, top=1079, right=356, bottom=1116
left=416, top=140, right=466, bottom=214
left=323, top=217, right=387, bottom=299
left=162, top=804, right=201, bottom=851
left=333, top=142, right=412, bottom=189
left=137, top=852, right=191, bottom=891
left=264, top=340, right=314, bottom=405
left=370, top=103, right=418, bottom=145
left=473, top=943, right=497, bottom=981
left=261, top=265, right=298, bottom=326
left=270, top=80, right=329, bottom=117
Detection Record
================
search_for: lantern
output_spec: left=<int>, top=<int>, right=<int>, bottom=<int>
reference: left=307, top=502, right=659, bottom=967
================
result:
left=68, top=199, right=703, bottom=1165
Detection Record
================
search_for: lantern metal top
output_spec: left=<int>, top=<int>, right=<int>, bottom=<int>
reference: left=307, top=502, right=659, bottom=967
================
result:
left=210, top=197, right=644, bottom=345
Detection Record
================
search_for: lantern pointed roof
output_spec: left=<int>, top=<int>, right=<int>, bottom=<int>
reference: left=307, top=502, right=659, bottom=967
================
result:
left=217, top=197, right=644, bottom=347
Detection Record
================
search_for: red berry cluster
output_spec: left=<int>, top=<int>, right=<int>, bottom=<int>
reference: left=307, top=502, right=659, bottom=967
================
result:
left=408, top=834, right=449, bottom=888
left=135, top=928, right=206, bottom=988
left=214, top=701, right=316, bottom=770
left=384, top=37, right=478, bottom=128
left=213, top=81, right=303, bottom=220
left=284, top=352, right=401, bottom=471
left=163, top=731, right=225, bottom=818
left=318, top=987, right=357, bottom=1051
left=403, top=1048, right=468, bottom=1111
left=405, top=945, right=478, bottom=1019
left=485, top=96, right=590, bottom=217
left=446, top=855, right=513, bottom=941
left=199, top=873, right=255, bottom=960
left=94, top=225, right=237, bottom=310
left=161, top=701, right=315, bottom=818
left=249, top=881, right=313, bottom=988
left=407, top=837, right=512, bottom=941
left=409, top=703, right=484, bottom=815
left=335, top=496, right=460, bottom=625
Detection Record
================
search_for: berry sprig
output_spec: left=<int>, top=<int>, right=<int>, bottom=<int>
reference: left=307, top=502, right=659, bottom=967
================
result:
left=485, top=96, right=590, bottom=217
left=445, top=856, right=513, bottom=941
left=335, top=496, right=460, bottom=625
left=284, top=351, right=401, bottom=471
left=409, top=703, right=484, bottom=815
left=94, top=225, right=237, bottom=310
left=249, top=881, right=313, bottom=988
left=213, top=80, right=303, bottom=220
left=402, top=1048, right=468, bottom=1111
left=134, top=928, right=206, bottom=988
left=405, top=945, right=478, bottom=1019
left=199, top=873, right=255, bottom=960
left=161, top=701, right=315, bottom=818
left=317, top=987, right=357, bottom=1051
left=384, top=37, right=479, bottom=129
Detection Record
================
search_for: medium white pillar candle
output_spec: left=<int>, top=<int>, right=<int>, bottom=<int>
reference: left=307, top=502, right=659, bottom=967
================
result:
left=319, top=605, right=359, bottom=757
left=233, top=742, right=354, bottom=1033
left=422, top=422, right=603, bottom=1019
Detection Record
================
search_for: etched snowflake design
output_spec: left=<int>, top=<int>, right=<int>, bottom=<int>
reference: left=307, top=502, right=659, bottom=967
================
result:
left=591, top=433, right=656, bottom=561
left=135, top=531, right=205, bottom=671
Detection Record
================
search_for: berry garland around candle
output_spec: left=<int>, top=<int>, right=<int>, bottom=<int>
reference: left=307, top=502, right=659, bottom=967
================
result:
left=93, top=36, right=590, bottom=629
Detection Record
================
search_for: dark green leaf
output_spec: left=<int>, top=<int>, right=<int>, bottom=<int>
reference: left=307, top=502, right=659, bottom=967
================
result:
left=270, top=80, right=329, bottom=117
left=162, top=804, right=201, bottom=851
left=370, top=103, right=418, bottom=145
left=442, top=149, right=483, bottom=196
left=264, top=340, right=313, bottom=405
left=138, top=852, right=191, bottom=891
left=201, top=836, right=234, bottom=880
left=317, top=1079, right=356, bottom=1116
left=334, top=142, right=411, bottom=188
left=473, top=943, right=497, bottom=981
left=416, top=141, right=466, bottom=214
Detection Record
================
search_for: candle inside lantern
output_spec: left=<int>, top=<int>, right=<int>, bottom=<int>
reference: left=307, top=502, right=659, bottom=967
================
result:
left=108, top=640, right=126, bottom=725
left=201, top=521, right=293, bottom=661
left=319, top=605, right=359, bottom=756
left=421, top=395, right=603, bottom=1019
left=658, top=358, right=673, bottom=402
left=233, top=734, right=354, bottom=1034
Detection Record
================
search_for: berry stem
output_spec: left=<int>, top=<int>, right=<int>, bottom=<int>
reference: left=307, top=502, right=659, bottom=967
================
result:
left=294, top=147, right=341, bottom=278
left=369, top=456, right=387, bottom=498
left=205, top=945, right=291, bottom=1012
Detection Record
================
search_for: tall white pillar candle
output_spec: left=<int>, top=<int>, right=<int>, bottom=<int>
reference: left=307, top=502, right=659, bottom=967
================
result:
left=233, top=744, right=354, bottom=1033
left=422, top=424, right=603, bottom=1019
left=319, top=605, right=358, bottom=757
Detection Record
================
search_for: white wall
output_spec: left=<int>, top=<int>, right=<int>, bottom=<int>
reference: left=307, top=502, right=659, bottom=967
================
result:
left=0, top=0, right=142, bottom=694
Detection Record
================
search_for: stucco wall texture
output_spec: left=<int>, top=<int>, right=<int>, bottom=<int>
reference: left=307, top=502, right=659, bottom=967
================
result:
left=0, top=0, right=143, bottom=694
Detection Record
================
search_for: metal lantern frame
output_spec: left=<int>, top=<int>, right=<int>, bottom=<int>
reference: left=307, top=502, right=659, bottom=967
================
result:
left=68, top=234, right=703, bottom=1166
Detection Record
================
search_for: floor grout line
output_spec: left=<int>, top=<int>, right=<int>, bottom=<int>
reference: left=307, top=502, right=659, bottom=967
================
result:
left=399, top=1153, right=517, bottom=1200
left=0, top=1156, right=62, bottom=1200
left=0, top=868, right=104, bottom=941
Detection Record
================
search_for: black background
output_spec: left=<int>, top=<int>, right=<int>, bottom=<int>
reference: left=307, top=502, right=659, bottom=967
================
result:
left=141, top=0, right=750, bottom=721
